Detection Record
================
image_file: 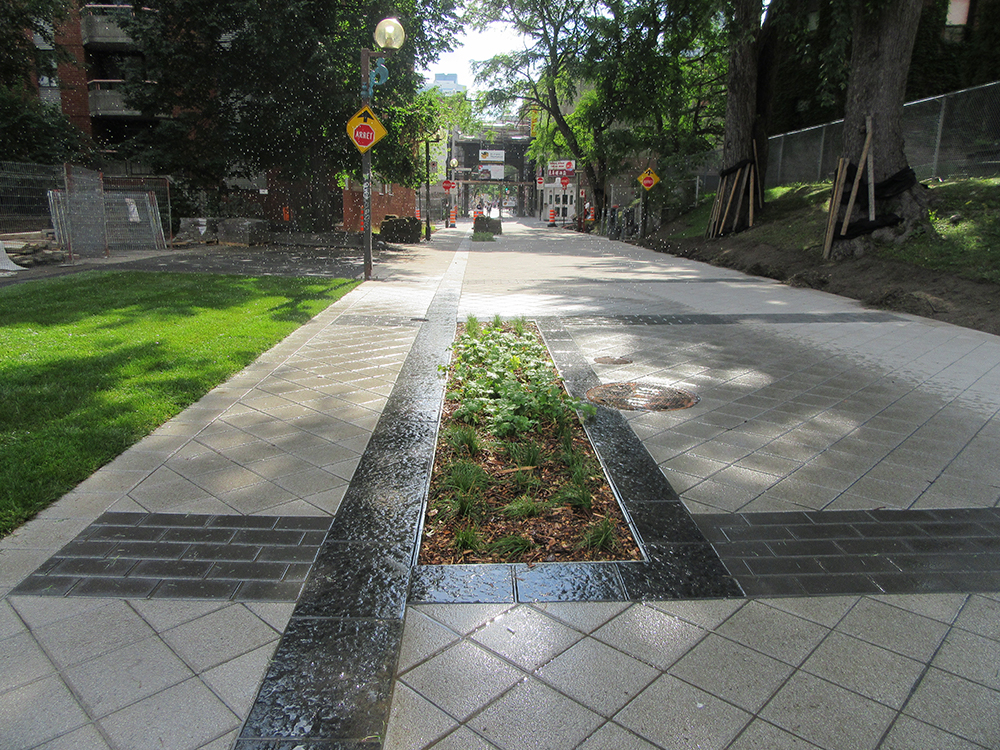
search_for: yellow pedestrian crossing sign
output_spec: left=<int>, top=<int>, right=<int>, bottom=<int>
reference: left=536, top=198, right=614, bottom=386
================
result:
left=638, top=168, right=660, bottom=191
left=347, top=106, right=387, bottom=153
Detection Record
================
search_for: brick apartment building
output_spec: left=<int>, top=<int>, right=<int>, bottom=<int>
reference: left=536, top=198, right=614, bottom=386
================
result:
left=34, top=2, right=415, bottom=228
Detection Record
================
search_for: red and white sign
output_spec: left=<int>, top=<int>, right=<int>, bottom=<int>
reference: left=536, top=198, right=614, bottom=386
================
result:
left=547, top=159, right=576, bottom=177
left=536, top=176, right=544, bottom=186
left=560, top=176, right=570, bottom=189
left=442, top=180, right=457, bottom=191
left=353, top=124, right=375, bottom=148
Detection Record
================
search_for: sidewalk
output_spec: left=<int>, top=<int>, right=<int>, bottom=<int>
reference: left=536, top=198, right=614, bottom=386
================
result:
left=2, top=219, right=999, bottom=749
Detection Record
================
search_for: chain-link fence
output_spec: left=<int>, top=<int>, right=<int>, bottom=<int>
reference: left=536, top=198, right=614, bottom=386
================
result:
left=671, top=80, right=1000, bottom=211
left=0, top=162, right=172, bottom=259
left=0, top=162, right=64, bottom=235
left=755, top=80, right=1000, bottom=186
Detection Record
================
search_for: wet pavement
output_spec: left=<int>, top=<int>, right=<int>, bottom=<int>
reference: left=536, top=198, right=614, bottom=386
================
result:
left=2, top=219, right=1000, bottom=749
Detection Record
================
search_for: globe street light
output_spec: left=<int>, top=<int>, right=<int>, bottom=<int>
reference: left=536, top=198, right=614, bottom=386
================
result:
left=360, top=18, right=404, bottom=280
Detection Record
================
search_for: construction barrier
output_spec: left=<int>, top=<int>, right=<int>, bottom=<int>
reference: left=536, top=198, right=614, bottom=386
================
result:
left=415, top=208, right=421, bottom=220
left=450, top=206, right=457, bottom=225
left=547, top=208, right=556, bottom=227
left=589, top=206, right=596, bottom=221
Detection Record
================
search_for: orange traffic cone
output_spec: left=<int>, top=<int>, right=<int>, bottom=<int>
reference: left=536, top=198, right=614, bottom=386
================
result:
left=416, top=208, right=421, bottom=220
left=450, top=206, right=457, bottom=225
left=548, top=209, right=556, bottom=227
left=589, top=206, right=596, bottom=221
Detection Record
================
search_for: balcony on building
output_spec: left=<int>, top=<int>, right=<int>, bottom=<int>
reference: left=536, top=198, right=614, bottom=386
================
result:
left=87, top=80, right=142, bottom=117
left=80, top=4, right=136, bottom=49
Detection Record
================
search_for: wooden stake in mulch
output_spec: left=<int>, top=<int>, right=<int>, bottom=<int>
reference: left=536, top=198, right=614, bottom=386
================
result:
left=824, top=115, right=876, bottom=259
left=706, top=155, right=761, bottom=239
left=823, top=157, right=848, bottom=259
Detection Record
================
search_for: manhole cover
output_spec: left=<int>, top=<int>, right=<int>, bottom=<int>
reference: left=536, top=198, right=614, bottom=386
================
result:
left=586, top=382, right=700, bottom=411
left=594, top=356, right=633, bottom=365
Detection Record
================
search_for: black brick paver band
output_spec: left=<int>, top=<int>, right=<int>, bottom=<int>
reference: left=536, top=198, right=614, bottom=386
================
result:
left=696, top=508, right=1000, bottom=596
left=11, top=513, right=331, bottom=601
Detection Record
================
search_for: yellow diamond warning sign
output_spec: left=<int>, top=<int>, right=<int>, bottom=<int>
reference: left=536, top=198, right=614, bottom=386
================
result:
left=347, top=106, right=387, bottom=153
left=638, top=167, right=660, bottom=191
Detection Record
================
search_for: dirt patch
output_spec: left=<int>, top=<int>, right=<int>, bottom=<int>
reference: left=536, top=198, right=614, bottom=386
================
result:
left=643, top=231, right=1000, bottom=337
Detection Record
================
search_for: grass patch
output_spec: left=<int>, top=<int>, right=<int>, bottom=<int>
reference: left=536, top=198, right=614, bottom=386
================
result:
left=0, top=270, right=358, bottom=537
left=471, top=231, right=495, bottom=242
left=883, top=177, right=1000, bottom=284
left=667, top=177, right=1000, bottom=284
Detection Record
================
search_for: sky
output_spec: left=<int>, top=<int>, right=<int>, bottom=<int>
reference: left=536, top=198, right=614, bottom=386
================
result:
left=418, top=23, right=527, bottom=94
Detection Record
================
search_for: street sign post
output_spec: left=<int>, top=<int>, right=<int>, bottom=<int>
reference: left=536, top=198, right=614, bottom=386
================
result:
left=560, top=176, right=570, bottom=189
left=442, top=180, right=456, bottom=191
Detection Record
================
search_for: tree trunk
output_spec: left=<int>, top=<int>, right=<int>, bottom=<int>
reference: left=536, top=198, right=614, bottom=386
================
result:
left=843, top=0, right=923, bottom=180
left=723, top=0, right=760, bottom=169
left=717, top=0, right=762, bottom=234
left=835, top=0, right=930, bottom=258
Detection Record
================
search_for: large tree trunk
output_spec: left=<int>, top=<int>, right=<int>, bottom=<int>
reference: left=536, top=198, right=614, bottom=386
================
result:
left=835, top=0, right=930, bottom=256
left=722, top=0, right=760, bottom=169
left=715, top=0, right=762, bottom=234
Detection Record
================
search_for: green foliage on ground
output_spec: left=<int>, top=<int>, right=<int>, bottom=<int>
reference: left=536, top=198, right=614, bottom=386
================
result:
left=886, top=177, right=1000, bottom=285
left=668, top=177, right=1000, bottom=284
left=445, top=317, right=595, bottom=438
left=0, top=271, right=357, bottom=536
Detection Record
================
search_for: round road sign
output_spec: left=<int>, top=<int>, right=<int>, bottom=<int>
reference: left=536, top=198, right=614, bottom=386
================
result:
left=641, top=175, right=655, bottom=189
left=442, top=180, right=456, bottom=191
left=353, top=123, right=376, bottom=148
left=536, top=176, right=544, bottom=186
left=560, top=176, right=570, bottom=188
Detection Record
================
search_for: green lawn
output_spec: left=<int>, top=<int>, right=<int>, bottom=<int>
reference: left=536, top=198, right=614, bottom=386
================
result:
left=0, top=271, right=358, bottom=537
left=665, top=176, right=1000, bottom=284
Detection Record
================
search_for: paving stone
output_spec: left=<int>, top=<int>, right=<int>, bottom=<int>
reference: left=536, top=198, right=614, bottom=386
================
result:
left=468, top=677, right=604, bottom=750
left=614, top=673, right=751, bottom=750
left=400, top=639, right=523, bottom=722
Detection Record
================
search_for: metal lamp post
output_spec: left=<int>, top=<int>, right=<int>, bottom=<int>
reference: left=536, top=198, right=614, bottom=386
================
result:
left=449, top=157, right=458, bottom=225
left=360, top=17, right=404, bottom=280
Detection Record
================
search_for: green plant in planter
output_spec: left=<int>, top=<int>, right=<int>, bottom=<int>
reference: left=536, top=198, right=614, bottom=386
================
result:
left=552, top=481, right=592, bottom=510
left=446, top=425, right=482, bottom=457
left=453, top=526, right=482, bottom=551
left=578, top=517, right=616, bottom=552
left=502, top=494, right=547, bottom=518
left=471, top=231, right=495, bottom=241
left=489, top=534, right=533, bottom=556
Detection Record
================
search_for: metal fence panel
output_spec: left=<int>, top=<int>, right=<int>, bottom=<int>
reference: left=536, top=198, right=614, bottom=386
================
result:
left=64, top=164, right=107, bottom=259
left=763, top=81, right=1000, bottom=187
left=104, top=192, right=167, bottom=252
left=103, top=175, right=172, bottom=242
left=0, top=161, right=63, bottom=236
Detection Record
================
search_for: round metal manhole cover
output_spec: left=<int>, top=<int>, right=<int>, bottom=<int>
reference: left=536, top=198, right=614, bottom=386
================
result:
left=594, top=356, right=633, bottom=365
left=586, top=382, right=700, bottom=411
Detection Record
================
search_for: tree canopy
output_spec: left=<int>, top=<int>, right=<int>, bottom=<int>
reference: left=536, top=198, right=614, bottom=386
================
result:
left=0, top=0, right=72, bottom=87
left=120, top=0, right=461, bottom=196
left=473, top=0, right=727, bottom=215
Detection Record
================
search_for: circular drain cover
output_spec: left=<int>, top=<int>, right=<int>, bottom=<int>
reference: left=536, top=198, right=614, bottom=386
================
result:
left=594, top=356, right=633, bottom=365
left=586, top=382, right=700, bottom=411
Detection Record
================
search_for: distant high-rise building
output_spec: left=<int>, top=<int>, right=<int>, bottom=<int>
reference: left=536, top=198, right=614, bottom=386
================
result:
left=427, top=73, right=467, bottom=95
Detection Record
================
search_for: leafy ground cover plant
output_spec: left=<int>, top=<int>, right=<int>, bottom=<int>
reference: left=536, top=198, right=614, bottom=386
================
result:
left=419, top=316, right=641, bottom=565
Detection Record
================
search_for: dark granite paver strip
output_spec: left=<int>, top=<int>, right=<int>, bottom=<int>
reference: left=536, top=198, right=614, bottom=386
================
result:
left=239, top=294, right=458, bottom=747
left=697, top=508, right=1000, bottom=596
left=11, top=513, right=333, bottom=601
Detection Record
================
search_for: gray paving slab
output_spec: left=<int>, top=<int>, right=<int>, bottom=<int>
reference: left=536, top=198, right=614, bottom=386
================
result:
left=4, top=219, right=1000, bottom=749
